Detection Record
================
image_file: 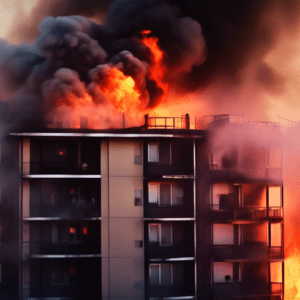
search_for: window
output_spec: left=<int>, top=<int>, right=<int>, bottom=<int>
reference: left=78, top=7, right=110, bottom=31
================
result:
left=134, top=142, right=143, bottom=164
left=148, top=183, right=183, bottom=206
left=149, top=184, right=159, bottom=203
left=52, top=263, right=69, bottom=284
left=135, top=240, right=143, bottom=248
left=149, top=264, right=172, bottom=285
left=213, top=224, right=234, bottom=245
left=148, top=143, right=159, bottom=162
left=52, top=263, right=77, bottom=284
left=213, top=262, right=241, bottom=283
left=149, top=223, right=172, bottom=246
left=56, top=224, right=87, bottom=243
left=134, top=190, right=143, bottom=206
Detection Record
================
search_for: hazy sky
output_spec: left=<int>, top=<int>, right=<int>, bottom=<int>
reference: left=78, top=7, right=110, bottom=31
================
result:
left=0, top=0, right=37, bottom=39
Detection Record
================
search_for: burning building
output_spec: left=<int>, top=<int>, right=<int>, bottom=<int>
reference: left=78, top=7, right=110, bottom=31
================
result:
left=2, top=0, right=300, bottom=299
left=0, top=113, right=283, bottom=300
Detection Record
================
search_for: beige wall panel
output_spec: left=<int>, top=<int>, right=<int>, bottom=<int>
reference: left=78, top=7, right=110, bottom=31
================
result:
left=23, top=138, right=30, bottom=174
left=109, top=218, right=144, bottom=258
left=109, top=139, right=143, bottom=177
left=109, top=177, right=143, bottom=218
left=22, top=179, right=30, bottom=218
left=102, top=258, right=109, bottom=298
left=101, top=217, right=109, bottom=258
left=101, top=139, right=109, bottom=218
left=109, top=257, right=144, bottom=298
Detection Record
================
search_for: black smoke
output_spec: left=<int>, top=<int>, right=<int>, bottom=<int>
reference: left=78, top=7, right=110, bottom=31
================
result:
left=1, top=0, right=300, bottom=131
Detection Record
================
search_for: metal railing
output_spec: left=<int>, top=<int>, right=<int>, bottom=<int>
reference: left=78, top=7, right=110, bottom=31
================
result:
left=211, top=205, right=283, bottom=221
left=23, top=162, right=100, bottom=175
left=145, top=114, right=191, bottom=129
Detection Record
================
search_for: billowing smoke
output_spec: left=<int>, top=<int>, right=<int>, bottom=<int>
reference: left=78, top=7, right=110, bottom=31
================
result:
left=0, top=0, right=208, bottom=130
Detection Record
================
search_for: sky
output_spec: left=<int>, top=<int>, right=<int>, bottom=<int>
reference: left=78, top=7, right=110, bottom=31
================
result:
left=0, top=0, right=37, bottom=39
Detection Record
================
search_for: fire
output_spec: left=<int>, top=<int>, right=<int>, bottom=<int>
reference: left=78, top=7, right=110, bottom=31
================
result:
left=49, top=30, right=170, bottom=129
left=100, top=67, right=142, bottom=113
left=141, top=30, right=169, bottom=99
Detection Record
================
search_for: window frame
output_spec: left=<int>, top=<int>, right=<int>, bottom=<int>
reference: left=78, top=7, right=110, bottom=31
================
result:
left=134, top=142, right=143, bottom=165
left=149, top=263, right=173, bottom=286
left=148, top=182, right=183, bottom=206
left=148, top=223, right=173, bottom=246
left=134, top=190, right=143, bottom=206
left=148, top=143, right=159, bottom=163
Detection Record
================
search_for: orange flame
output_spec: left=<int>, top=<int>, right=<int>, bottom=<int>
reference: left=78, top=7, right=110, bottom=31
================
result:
left=100, top=67, right=142, bottom=113
left=141, top=30, right=169, bottom=99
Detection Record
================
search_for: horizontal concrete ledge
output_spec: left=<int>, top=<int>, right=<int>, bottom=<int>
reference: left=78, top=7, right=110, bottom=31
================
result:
left=162, top=175, right=194, bottom=179
left=150, top=296, right=195, bottom=300
left=144, top=218, right=195, bottom=221
left=23, top=217, right=101, bottom=221
left=11, top=132, right=202, bottom=138
left=31, top=254, right=101, bottom=258
left=23, top=174, right=101, bottom=179
left=149, top=257, right=195, bottom=262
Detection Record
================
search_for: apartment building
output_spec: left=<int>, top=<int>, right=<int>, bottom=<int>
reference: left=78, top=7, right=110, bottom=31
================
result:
left=1, top=114, right=284, bottom=300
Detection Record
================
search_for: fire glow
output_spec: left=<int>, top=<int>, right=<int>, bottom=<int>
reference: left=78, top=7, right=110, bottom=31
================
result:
left=48, top=29, right=169, bottom=129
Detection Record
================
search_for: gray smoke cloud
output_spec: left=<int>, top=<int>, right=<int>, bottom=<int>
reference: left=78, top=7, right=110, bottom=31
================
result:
left=0, top=0, right=207, bottom=130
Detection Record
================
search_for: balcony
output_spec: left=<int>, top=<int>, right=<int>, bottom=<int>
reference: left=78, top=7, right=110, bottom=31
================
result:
left=213, top=282, right=283, bottom=299
left=211, top=206, right=283, bottom=223
left=28, top=138, right=101, bottom=175
left=23, top=282, right=101, bottom=299
left=144, top=203, right=194, bottom=218
left=145, top=221, right=194, bottom=259
left=23, top=241, right=100, bottom=257
left=30, top=203, right=100, bottom=219
left=145, top=140, right=194, bottom=177
left=213, top=244, right=283, bottom=261
left=144, top=180, right=194, bottom=218
left=146, top=244, right=194, bottom=260
left=145, top=261, right=195, bottom=298
left=23, top=161, right=100, bottom=175
left=27, top=179, right=100, bottom=219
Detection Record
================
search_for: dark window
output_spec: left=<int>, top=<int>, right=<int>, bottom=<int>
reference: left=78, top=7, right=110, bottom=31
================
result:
left=134, top=190, right=143, bottom=206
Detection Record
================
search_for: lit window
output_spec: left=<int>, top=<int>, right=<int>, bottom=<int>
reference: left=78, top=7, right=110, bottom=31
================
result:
left=149, top=264, right=172, bottom=285
left=148, top=183, right=183, bottom=206
left=149, top=223, right=172, bottom=246
left=213, top=224, right=234, bottom=245
left=213, top=262, right=241, bottom=283
left=149, top=184, right=159, bottom=204
left=57, top=224, right=80, bottom=243
left=82, top=226, right=88, bottom=235
left=148, top=143, right=159, bottom=163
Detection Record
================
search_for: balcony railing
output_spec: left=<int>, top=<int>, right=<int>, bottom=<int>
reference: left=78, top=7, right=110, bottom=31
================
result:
left=270, top=282, right=283, bottom=294
left=30, top=204, right=100, bottom=219
left=144, top=114, right=191, bottom=129
left=211, top=206, right=283, bottom=222
left=210, top=165, right=282, bottom=180
left=23, top=162, right=100, bottom=175
left=213, top=282, right=283, bottom=299
left=22, top=282, right=101, bottom=298
left=270, top=246, right=284, bottom=258
left=146, top=244, right=194, bottom=259
left=213, top=244, right=283, bottom=261
left=23, top=241, right=101, bottom=257
left=144, top=203, right=194, bottom=218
